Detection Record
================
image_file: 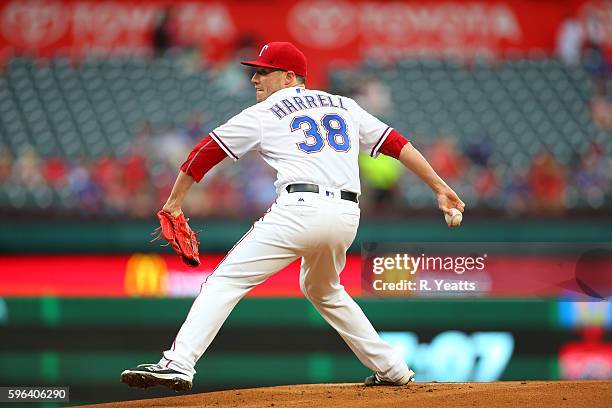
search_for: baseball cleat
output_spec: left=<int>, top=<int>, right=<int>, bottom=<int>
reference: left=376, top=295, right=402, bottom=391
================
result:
left=121, top=363, right=192, bottom=392
left=364, top=369, right=416, bottom=386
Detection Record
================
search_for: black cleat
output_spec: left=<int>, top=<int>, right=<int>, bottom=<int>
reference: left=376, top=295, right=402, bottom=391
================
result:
left=364, top=369, right=415, bottom=386
left=121, top=363, right=192, bottom=392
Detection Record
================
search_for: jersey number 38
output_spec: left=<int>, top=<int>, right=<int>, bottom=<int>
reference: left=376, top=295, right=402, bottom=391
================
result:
left=291, top=114, right=350, bottom=154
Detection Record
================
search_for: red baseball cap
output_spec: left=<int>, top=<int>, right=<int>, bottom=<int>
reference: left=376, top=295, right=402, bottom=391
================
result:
left=241, top=42, right=307, bottom=78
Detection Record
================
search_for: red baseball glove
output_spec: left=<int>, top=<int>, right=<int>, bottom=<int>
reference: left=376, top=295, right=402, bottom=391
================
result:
left=152, top=210, right=201, bottom=267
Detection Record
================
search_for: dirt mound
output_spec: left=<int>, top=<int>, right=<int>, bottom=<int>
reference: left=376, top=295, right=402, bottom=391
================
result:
left=81, top=381, right=611, bottom=408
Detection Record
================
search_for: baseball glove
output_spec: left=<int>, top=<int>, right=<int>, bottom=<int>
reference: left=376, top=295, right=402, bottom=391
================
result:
left=152, top=210, right=201, bottom=267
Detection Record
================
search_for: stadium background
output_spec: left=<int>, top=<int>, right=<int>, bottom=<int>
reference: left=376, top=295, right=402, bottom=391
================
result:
left=0, top=0, right=610, bottom=406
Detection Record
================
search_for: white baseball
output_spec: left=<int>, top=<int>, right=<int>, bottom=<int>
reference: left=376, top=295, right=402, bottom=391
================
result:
left=445, top=208, right=463, bottom=227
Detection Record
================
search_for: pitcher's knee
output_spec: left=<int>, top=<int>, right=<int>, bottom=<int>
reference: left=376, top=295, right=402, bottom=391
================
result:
left=300, top=281, right=317, bottom=300
left=301, top=284, right=341, bottom=305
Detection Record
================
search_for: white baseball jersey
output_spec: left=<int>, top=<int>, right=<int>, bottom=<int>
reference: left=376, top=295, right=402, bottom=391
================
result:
left=209, top=86, right=393, bottom=194
left=157, top=85, right=412, bottom=386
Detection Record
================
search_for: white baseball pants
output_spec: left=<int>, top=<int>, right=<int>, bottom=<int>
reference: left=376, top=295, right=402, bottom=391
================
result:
left=159, top=188, right=410, bottom=383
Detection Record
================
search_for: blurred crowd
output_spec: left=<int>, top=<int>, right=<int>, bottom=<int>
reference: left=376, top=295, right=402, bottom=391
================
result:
left=0, top=118, right=609, bottom=219
left=422, top=137, right=609, bottom=216
left=0, top=118, right=277, bottom=218
left=556, top=8, right=612, bottom=132
left=358, top=133, right=610, bottom=217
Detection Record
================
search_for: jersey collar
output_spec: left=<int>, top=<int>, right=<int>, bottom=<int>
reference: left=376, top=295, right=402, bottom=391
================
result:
left=267, top=86, right=307, bottom=103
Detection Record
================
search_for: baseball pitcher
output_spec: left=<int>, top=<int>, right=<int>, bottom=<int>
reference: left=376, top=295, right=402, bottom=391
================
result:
left=121, top=42, right=465, bottom=391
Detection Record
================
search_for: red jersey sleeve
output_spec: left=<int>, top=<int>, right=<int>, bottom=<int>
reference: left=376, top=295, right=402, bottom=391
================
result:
left=378, top=129, right=410, bottom=159
left=180, top=135, right=228, bottom=182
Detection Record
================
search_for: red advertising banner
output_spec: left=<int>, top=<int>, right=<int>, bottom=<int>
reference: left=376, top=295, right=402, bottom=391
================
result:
left=1, top=0, right=610, bottom=88
left=0, top=253, right=362, bottom=297
left=1, top=249, right=610, bottom=298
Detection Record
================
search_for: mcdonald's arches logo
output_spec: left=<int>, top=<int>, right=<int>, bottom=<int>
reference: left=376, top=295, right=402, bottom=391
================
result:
left=124, top=253, right=168, bottom=296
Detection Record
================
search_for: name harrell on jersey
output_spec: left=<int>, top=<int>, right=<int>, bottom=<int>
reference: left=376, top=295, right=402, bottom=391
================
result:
left=209, top=86, right=393, bottom=195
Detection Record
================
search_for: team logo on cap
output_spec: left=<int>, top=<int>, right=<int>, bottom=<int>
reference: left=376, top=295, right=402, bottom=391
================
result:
left=259, top=44, right=269, bottom=57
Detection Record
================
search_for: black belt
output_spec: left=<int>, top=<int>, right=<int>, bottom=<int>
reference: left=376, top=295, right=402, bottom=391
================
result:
left=286, top=183, right=358, bottom=203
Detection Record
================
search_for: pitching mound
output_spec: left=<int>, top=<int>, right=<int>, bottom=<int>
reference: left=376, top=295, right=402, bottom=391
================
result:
left=82, top=381, right=611, bottom=407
